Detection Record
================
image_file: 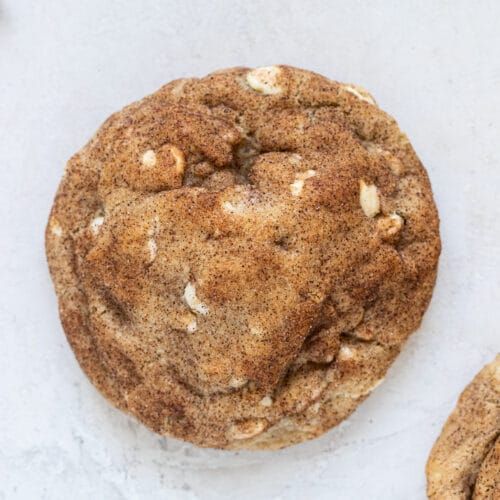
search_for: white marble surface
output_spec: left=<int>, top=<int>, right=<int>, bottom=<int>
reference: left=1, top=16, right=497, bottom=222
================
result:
left=1, top=1, right=499, bottom=498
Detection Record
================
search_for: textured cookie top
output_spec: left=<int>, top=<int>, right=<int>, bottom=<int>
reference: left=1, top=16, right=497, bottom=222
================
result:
left=426, top=356, right=500, bottom=499
left=46, top=65, right=440, bottom=449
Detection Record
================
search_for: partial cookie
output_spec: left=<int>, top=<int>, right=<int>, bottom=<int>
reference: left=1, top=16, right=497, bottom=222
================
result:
left=46, top=65, right=440, bottom=449
left=426, top=355, right=500, bottom=499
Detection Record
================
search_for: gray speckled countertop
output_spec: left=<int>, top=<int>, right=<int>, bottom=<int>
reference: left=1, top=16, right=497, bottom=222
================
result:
left=1, top=1, right=499, bottom=498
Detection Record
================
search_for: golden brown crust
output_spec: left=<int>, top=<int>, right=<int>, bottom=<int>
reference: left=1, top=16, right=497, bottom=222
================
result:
left=426, top=356, right=500, bottom=499
left=46, top=65, right=440, bottom=449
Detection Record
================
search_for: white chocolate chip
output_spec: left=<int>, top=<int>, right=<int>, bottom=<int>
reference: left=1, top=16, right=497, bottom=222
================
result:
left=222, top=200, right=246, bottom=214
left=367, top=378, right=384, bottom=392
left=290, top=180, right=305, bottom=196
left=149, top=215, right=161, bottom=235
left=289, top=153, right=302, bottom=165
left=342, top=85, right=376, bottom=105
left=171, top=79, right=188, bottom=97
left=183, top=282, right=209, bottom=315
left=229, top=377, right=248, bottom=389
left=362, top=141, right=384, bottom=154
left=362, top=143, right=403, bottom=175
left=227, top=419, right=266, bottom=440
left=90, top=215, right=105, bottom=235
left=50, top=219, right=63, bottom=237
left=147, top=238, right=157, bottom=262
left=259, top=396, right=273, bottom=407
left=170, top=311, right=198, bottom=333
left=222, top=130, right=239, bottom=143
left=169, top=146, right=186, bottom=175
left=186, top=318, right=197, bottom=333
left=377, top=212, right=404, bottom=237
left=359, top=180, right=380, bottom=217
left=141, top=149, right=157, bottom=167
left=246, top=66, right=282, bottom=95
left=250, top=325, right=264, bottom=337
left=290, top=170, right=316, bottom=196
left=342, top=378, right=386, bottom=399
left=309, top=402, right=321, bottom=414
left=386, top=155, right=403, bottom=175
left=338, top=345, right=355, bottom=360
left=296, top=119, right=306, bottom=134
left=146, top=216, right=160, bottom=262
left=310, top=382, right=327, bottom=400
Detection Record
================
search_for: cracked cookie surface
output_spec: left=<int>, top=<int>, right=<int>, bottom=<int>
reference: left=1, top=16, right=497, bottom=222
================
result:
left=426, top=356, right=500, bottom=499
left=46, top=65, right=440, bottom=449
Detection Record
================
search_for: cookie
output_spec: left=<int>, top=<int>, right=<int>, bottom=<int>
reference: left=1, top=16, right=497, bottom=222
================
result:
left=426, top=356, right=500, bottom=499
left=46, top=65, right=440, bottom=449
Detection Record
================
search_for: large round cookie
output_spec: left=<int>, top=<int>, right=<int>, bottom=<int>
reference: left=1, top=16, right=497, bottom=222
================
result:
left=46, top=65, right=440, bottom=449
left=426, top=356, right=500, bottom=499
